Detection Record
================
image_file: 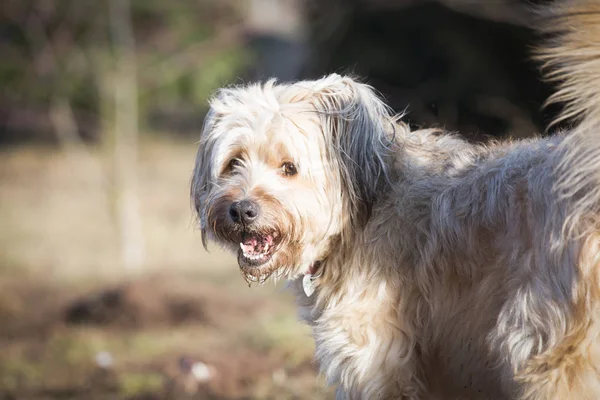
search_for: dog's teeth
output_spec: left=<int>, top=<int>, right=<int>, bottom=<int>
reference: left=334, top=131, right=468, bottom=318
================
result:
left=242, top=248, right=272, bottom=261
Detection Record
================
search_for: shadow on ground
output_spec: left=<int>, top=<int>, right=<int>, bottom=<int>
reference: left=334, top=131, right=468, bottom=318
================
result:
left=0, top=275, right=329, bottom=400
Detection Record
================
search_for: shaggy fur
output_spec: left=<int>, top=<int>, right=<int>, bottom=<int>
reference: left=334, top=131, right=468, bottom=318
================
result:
left=191, top=1, right=600, bottom=398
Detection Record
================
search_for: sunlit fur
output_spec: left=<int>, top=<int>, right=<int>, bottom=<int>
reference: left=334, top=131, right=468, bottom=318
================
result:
left=191, top=1, right=600, bottom=398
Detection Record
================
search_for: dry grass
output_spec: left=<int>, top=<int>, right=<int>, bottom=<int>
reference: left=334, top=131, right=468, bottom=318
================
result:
left=0, top=137, right=331, bottom=399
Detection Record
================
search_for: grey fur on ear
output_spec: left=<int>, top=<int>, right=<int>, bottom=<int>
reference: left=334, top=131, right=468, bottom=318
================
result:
left=191, top=106, right=220, bottom=249
left=309, top=74, right=396, bottom=226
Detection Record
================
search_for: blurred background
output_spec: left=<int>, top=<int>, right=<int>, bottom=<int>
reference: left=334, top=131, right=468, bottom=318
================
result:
left=0, top=0, right=561, bottom=399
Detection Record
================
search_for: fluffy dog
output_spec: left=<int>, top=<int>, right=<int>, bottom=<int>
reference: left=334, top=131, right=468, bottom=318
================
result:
left=191, top=1, right=600, bottom=398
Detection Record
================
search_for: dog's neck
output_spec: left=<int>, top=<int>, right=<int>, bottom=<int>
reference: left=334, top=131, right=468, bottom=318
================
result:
left=292, top=210, right=410, bottom=332
left=299, top=198, right=406, bottom=296
left=297, top=127, right=469, bottom=304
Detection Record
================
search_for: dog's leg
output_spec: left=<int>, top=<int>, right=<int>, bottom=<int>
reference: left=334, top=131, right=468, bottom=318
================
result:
left=305, top=275, right=426, bottom=400
left=335, top=385, right=429, bottom=400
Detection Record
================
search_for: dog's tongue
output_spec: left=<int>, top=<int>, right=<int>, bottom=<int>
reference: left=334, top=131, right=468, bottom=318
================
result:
left=241, top=236, right=259, bottom=255
left=240, top=234, right=273, bottom=256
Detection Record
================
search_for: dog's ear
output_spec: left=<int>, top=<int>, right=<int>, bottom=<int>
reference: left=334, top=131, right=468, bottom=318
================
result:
left=308, top=74, right=395, bottom=227
left=191, top=106, right=220, bottom=248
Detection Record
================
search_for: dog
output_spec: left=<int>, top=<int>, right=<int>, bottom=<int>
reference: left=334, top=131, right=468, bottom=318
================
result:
left=191, top=1, right=600, bottom=398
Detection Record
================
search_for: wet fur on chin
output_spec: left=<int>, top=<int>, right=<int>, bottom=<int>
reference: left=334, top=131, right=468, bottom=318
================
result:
left=191, top=2, right=600, bottom=398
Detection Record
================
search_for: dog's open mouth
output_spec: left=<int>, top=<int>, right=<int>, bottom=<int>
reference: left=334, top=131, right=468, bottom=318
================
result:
left=237, top=232, right=278, bottom=268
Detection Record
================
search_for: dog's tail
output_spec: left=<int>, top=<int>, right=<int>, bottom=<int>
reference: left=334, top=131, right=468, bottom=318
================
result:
left=538, top=0, right=600, bottom=131
left=536, top=0, right=600, bottom=237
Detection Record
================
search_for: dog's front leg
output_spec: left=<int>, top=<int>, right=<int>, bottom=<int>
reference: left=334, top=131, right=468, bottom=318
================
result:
left=311, top=293, right=425, bottom=399
left=334, top=380, right=427, bottom=400
left=335, top=384, right=423, bottom=400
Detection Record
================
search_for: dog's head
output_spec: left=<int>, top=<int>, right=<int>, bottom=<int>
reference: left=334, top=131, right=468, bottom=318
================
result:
left=191, top=74, right=396, bottom=282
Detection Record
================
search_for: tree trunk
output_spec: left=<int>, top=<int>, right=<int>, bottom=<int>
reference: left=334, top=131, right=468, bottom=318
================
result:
left=108, top=0, right=144, bottom=274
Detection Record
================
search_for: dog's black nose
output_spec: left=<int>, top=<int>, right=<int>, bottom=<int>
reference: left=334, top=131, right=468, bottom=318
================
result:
left=229, top=200, right=259, bottom=225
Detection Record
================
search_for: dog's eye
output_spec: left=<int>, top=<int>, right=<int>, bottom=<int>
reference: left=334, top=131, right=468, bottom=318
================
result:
left=228, top=158, right=243, bottom=172
left=281, top=161, right=297, bottom=177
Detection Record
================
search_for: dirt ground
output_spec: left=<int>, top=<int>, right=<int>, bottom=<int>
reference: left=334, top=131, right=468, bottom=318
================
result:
left=0, top=138, right=333, bottom=399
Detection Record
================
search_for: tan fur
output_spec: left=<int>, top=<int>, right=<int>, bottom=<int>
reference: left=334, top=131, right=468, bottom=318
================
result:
left=191, top=1, right=600, bottom=398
